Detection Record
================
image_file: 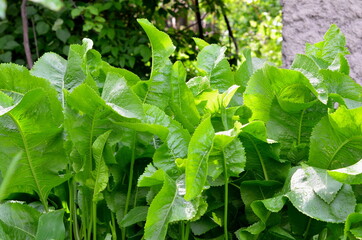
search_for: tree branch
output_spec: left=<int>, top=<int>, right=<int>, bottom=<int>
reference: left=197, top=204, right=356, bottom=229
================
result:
left=194, top=0, right=203, bottom=39
left=21, top=0, right=33, bottom=68
left=220, top=3, right=239, bottom=57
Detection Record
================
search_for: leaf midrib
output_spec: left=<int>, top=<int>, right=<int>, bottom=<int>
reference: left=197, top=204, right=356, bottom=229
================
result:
left=149, top=178, right=177, bottom=239
left=328, top=135, right=362, bottom=169
left=247, top=134, right=269, bottom=181
left=9, top=113, right=46, bottom=208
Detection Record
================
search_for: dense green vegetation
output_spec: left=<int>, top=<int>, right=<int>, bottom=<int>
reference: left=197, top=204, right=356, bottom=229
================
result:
left=0, top=0, right=281, bottom=78
left=0, top=19, right=362, bottom=239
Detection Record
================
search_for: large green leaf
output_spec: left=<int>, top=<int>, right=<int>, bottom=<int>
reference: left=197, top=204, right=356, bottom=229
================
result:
left=196, top=44, right=234, bottom=92
left=101, top=72, right=144, bottom=120
left=63, top=39, right=96, bottom=92
left=169, top=61, right=200, bottom=132
left=144, top=172, right=199, bottom=240
left=244, top=65, right=319, bottom=122
left=0, top=202, right=41, bottom=240
left=135, top=19, right=175, bottom=109
left=234, top=48, right=265, bottom=94
left=290, top=54, right=328, bottom=103
left=266, top=99, right=327, bottom=163
left=0, top=89, right=67, bottom=207
left=305, top=24, right=349, bottom=65
left=30, top=52, right=67, bottom=104
left=86, top=49, right=141, bottom=88
left=35, top=210, right=65, bottom=240
left=0, top=63, right=62, bottom=119
left=308, top=106, right=362, bottom=169
left=286, top=166, right=355, bottom=223
left=319, top=70, right=362, bottom=108
left=239, top=131, right=289, bottom=182
left=185, top=116, right=214, bottom=200
left=249, top=166, right=356, bottom=224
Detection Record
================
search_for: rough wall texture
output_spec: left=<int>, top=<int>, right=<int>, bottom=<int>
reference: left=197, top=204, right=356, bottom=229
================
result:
left=281, top=0, right=362, bottom=84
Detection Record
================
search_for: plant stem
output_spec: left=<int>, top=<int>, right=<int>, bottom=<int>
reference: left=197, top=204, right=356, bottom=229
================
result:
left=221, top=106, right=230, bottom=240
left=69, top=179, right=80, bottom=240
left=21, top=0, right=33, bottom=68
left=184, top=222, right=190, bottom=240
left=111, top=213, right=117, bottom=240
left=303, top=218, right=312, bottom=239
left=122, top=131, right=137, bottom=240
left=181, top=222, right=184, bottom=240
left=223, top=150, right=229, bottom=240
left=93, top=202, right=97, bottom=240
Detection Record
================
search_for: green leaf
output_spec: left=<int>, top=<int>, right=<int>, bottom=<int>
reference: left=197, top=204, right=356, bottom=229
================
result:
left=56, top=28, right=70, bottom=43
left=0, top=89, right=68, bottom=208
left=114, top=104, right=191, bottom=175
left=136, top=19, right=175, bottom=109
left=286, top=166, right=355, bottom=223
left=344, top=208, right=362, bottom=239
left=328, top=53, right=350, bottom=75
left=251, top=195, right=287, bottom=222
left=101, top=72, right=144, bottom=119
left=244, top=65, right=318, bottom=122
left=195, top=85, right=239, bottom=115
left=328, top=159, right=362, bottom=184
left=120, top=206, right=148, bottom=227
left=209, top=123, right=246, bottom=179
left=234, top=48, right=265, bottom=94
left=29, top=0, right=64, bottom=11
left=0, top=202, right=40, bottom=239
left=0, top=64, right=62, bottom=118
left=305, top=24, right=349, bottom=64
left=240, top=180, right=282, bottom=222
left=63, top=39, right=95, bottom=92
left=267, top=99, right=327, bottom=163
left=144, top=174, right=199, bottom=240
left=235, top=221, right=266, bottom=240
left=291, top=54, right=329, bottom=104
left=308, top=106, right=362, bottom=169
left=239, top=133, right=289, bottom=182
left=185, top=116, right=214, bottom=200
left=196, top=44, right=234, bottom=92
left=320, top=70, right=362, bottom=108
left=35, top=21, right=50, bottom=35
left=92, top=131, right=111, bottom=201
left=0, top=152, right=22, bottom=200
left=35, top=210, right=65, bottom=240
left=30, top=52, right=67, bottom=104
left=169, top=61, right=200, bottom=132
left=193, top=37, right=209, bottom=50
left=187, top=76, right=211, bottom=97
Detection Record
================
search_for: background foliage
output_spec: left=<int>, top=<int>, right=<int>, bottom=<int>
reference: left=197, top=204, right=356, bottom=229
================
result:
left=0, top=0, right=282, bottom=78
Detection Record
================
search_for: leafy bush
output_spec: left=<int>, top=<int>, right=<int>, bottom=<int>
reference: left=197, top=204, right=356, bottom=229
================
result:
left=0, top=20, right=361, bottom=240
left=0, top=0, right=282, bottom=78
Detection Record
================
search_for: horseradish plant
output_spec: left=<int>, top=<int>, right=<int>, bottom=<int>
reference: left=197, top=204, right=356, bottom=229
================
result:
left=0, top=20, right=361, bottom=240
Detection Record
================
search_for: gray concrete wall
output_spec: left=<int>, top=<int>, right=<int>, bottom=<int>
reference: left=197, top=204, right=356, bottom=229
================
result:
left=281, top=0, right=362, bottom=85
